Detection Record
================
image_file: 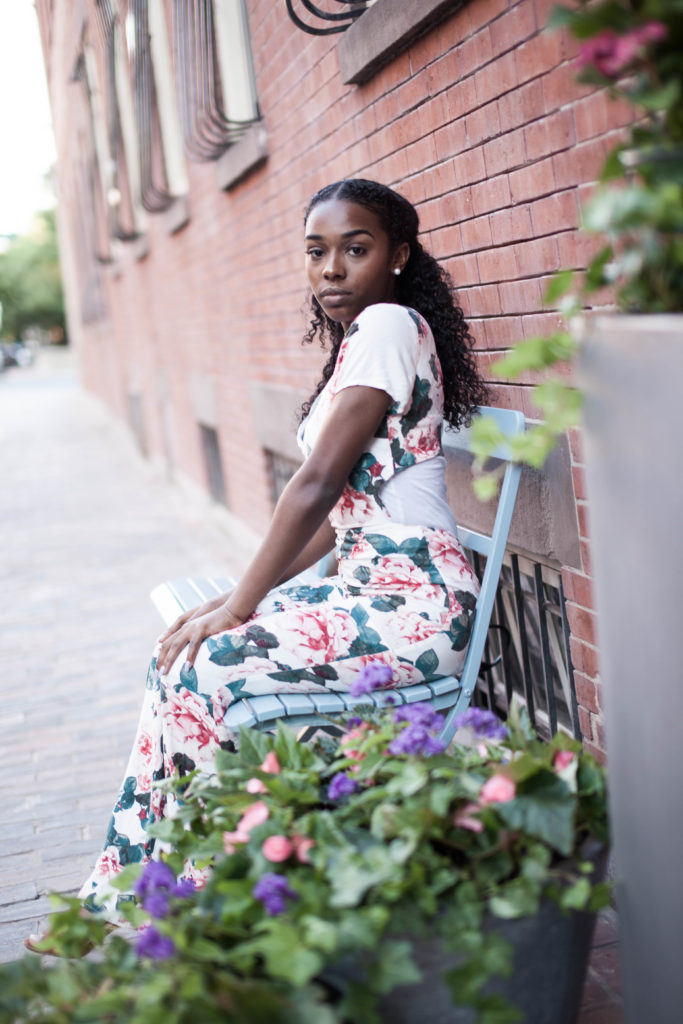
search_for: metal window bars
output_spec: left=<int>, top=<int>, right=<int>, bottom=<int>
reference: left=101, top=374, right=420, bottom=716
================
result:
left=172, top=0, right=259, bottom=162
left=285, top=0, right=375, bottom=36
left=92, top=0, right=141, bottom=241
left=131, top=0, right=176, bottom=212
left=468, top=550, right=582, bottom=742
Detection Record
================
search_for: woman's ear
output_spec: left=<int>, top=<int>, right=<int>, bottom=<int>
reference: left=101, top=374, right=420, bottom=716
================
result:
left=393, top=242, right=410, bottom=275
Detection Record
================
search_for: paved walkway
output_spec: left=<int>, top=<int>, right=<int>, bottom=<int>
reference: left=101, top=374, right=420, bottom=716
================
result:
left=0, top=348, right=623, bottom=1021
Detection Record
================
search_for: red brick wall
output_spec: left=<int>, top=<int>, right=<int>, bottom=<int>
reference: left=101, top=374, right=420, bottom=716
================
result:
left=39, top=0, right=633, bottom=760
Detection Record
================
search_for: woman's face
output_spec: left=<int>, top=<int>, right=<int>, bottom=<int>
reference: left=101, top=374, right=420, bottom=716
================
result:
left=304, top=198, right=408, bottom=332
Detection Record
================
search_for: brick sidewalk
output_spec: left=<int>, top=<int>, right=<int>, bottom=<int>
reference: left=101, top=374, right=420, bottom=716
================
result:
left=0, top=349, right=623, bottom=1021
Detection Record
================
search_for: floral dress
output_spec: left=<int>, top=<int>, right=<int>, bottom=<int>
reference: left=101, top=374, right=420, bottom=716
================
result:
left=79, top=302, right=480, bottom=913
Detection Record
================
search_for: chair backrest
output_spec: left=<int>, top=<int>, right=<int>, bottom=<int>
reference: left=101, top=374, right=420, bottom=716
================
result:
left=439, top=405, right=524, bottom=744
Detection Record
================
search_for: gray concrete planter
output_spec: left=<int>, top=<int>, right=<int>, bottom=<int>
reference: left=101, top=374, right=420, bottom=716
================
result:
left=577, top=313, right=683, bottom=1023
left=322, top=843, right=606, bottom=1023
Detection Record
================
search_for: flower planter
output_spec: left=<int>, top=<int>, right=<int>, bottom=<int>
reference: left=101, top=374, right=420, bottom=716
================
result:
left=578, top=313, right=683, bottom=1020
left=323, top=843, right=606, bottom=1024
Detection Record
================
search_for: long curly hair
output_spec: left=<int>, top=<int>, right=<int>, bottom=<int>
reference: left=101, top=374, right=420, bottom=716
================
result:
left=300, top=178, right=488, bottom=428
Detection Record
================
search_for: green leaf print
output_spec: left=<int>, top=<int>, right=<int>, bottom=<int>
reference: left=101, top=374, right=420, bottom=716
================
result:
left=312, top=663, right=340, bottom=681
left=118, top=777, right=138, bottom=811
left=348, top=605, right=387, bottom=658
left=226, top=678, right=250, bottom=704
left=171, top=752, right=197, bottom=777
left=415, top=649, right=439, bottom=680
left=365, top=533, right=399, bottom=556
left=179, top=661, right=198, bottom=692
left=281, top=583, right=334, bottom=604
left=406, top=308, right=422, bottom=331
left=244, top=625, right=279, bottom=650
left=429, top=352, right=440, bottom=382
left=448, top=592, right=477, bottom=652
left=353, top=565, right=371, bottom=585
left=370, top=595, right=406, bottom=613
left=401, top=377, right=433, bottom=435
left=398, top=537, right=437, bottom=577
left=390, top=435, right=416, bottom=469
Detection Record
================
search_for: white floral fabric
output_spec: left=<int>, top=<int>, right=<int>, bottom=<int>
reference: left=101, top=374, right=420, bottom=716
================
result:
left=79, top=302, right=480, bottom=914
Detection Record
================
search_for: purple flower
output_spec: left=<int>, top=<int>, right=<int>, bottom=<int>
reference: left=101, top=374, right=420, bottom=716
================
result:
left=135, top=925, right=175, bottom=960
left=327, top=772, right=358, bottom=801
left=393, top=702, right=444, bottom=731
left=389, top=723, right=446, bottom=757
left=349, top=662, right=394, bottom=697
left=253, top=873, right=298, bottom=916
left=453, top=707, right=507, bottom=741
left=347, top=716, right=363, bottom=728
left=171, top=878, right=196, bottom=899
left=143, top=890, right=170, bottom=919
left=134, top=860, right=175, bottom=898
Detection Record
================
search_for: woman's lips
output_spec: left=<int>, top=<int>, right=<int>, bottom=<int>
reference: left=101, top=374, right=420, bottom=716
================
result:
left=320, top=290, right=351, bottom=307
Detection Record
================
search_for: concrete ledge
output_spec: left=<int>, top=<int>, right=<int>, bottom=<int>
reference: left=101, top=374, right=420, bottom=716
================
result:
left=215, top=123, right=269, bottom=191
left=164, top=194, right=190, bottom=235
left=338, top=0, right=466, bottom=85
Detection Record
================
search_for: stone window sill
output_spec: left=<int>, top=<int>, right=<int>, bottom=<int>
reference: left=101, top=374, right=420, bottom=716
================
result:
left=215, top=122, right=269, bottom=191
left=338, top=0, right=465, bottom=85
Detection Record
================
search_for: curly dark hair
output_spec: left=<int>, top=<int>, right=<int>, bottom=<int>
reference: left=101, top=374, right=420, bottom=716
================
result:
left=300, top=178, right=488, bottom=428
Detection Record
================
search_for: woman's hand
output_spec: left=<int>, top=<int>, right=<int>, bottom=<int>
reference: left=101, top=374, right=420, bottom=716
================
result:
left=156, top=599, right=245, bottom=676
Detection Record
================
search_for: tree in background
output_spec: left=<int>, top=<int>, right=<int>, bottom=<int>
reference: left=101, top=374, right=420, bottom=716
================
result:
left=0, top=209, right=66, bottom=343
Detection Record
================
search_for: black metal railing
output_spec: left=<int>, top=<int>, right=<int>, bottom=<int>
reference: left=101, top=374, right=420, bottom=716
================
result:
left=285, top=0, right=374, bottom=36
left=469, top=551, right=582, bottom=741
left=132, top=0, right=176, bottom=212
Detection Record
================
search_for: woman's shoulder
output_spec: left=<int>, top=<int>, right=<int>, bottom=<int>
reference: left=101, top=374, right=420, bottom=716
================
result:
left=350, top=303, right=432, bottom=342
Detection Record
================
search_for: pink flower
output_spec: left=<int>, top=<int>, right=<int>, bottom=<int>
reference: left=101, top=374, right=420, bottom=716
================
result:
left=238, top=800, right=270, bottom=833
left=554, top=750, right=575, bottom=772
left=222, top=829, right=249, bottom=854
left=453, top=803, right=484, bottom=833
left=577, top=22, right=667, bottom=79
left=480, top=774, right=516, bottom=804
left=246, top=778, right=267, bottom=794
left=261, top=752, right=281, bottom=774
left=292, top=836, right=315, bottom=863
left=262, top=835, right=294, bottom=862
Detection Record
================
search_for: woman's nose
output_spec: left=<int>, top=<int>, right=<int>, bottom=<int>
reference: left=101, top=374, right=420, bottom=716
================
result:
left=323, top=250, right=344, bottom=278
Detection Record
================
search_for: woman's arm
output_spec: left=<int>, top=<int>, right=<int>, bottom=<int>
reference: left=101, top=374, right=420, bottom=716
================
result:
left=274, top=517, right=337, bottom=585
left=155, top=385, right=391, bottom=674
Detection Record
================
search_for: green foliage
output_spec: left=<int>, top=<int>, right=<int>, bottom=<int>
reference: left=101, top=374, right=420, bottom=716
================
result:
left=473, top=0, right=683, bottom=484
left=0, top=707, right=609, bottom=1024
left=0, top=210, right=66, bottom=341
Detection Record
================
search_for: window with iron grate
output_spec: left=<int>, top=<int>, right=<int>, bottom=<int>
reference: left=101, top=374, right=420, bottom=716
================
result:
left=467, top=551, right=582, bottom=742
left=200, top=424, right=229, bottom=506
left=265, top=450, right=300, bottom=507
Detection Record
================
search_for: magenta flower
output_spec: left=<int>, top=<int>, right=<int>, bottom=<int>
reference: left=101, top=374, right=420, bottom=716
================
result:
left=262, top=835, right=295, bottom=862
left=480, top=774, right=516, bottom=804
left=577, top=22, right=667, bottom=79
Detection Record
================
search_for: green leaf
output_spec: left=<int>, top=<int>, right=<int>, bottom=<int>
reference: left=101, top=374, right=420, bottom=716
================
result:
left=543, top=268, right=574, bottom=305
left=368, top=939, right=422, bottom=995
left=497, top=772, right=577, bottom=855
left=559, top=877, right=591, bottom=910
left=488, top=878, right=540, bottom=919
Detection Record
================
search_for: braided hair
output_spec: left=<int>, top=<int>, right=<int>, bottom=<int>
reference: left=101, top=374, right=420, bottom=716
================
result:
left=300, top=178, right=488, bottom=428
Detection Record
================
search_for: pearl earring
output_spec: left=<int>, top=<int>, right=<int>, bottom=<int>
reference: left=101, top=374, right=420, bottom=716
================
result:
left=393, top=267, right=401, bottom=276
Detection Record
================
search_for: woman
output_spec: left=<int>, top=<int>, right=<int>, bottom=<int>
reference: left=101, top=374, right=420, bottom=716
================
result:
left=30, top=178, right=488, bottom=938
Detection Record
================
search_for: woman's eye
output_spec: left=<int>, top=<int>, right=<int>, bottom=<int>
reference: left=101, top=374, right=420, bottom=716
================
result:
left=348, top=245, right=366, bottom=256
left=306, top=248, right=324, bottom=259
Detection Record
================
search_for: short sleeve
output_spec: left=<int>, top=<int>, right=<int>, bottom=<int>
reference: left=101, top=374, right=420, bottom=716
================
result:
left=333, top=303, right=419, bottom=415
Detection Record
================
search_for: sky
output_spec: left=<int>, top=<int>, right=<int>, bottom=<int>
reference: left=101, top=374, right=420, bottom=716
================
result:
left=0, top=1, right=57, bottom=238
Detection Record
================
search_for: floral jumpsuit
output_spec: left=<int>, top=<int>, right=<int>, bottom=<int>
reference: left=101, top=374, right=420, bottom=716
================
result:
left=80, top=302, right=480, bottom=911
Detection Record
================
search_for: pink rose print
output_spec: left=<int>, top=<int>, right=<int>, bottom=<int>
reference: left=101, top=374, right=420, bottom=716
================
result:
left=164, top=688, right=219, bottom=751
left=403, top=423, right=440, bottom=460
left=480, top=774, right=516, bottom=804
left=262, top=835, right=294, bottom=862
left=288, top=608, right=356, bottom=664
left=96, top=850, right=123, bottom=878
left=429, top=532, right=477, bottom=581
left=137, top=731, right=153, bottom=764
left=393, top=608, right=438, bottom=645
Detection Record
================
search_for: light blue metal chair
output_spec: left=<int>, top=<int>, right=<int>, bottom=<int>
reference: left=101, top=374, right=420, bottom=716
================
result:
left=151, top=406, right=524, bottom=745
